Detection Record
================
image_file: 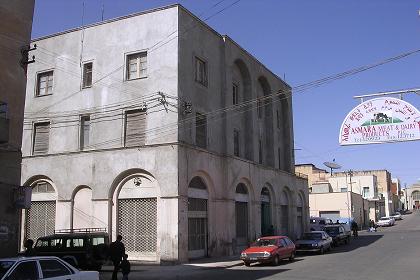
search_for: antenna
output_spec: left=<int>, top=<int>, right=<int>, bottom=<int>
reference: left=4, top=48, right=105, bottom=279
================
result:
left=323, top=159, right=342, bottom=175
left=101, top=1, right=105, bottom=21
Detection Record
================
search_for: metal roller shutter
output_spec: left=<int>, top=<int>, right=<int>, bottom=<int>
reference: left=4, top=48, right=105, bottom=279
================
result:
left=118, top=198, right=157, bottom=253
left=25, top=201, right=56, bottom=241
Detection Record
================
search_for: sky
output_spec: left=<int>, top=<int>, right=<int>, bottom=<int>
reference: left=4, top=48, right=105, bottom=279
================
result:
left=31, top=0, right=420, bottom=187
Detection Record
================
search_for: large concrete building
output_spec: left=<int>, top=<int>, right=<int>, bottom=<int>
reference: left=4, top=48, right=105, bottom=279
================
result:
left=0, top=0, right=35, bottom=257
left=21, top=5, right=308, bottom=263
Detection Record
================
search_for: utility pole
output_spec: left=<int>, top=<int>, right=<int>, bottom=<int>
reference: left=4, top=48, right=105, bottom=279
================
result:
left=347, top=170, right=354, bottom=224
left=405, top=183, right=408, bottom=210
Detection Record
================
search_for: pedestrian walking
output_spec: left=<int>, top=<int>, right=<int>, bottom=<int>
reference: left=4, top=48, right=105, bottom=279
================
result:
left=109, top=235, right=126, bottom=280
left=351, top=221, right=359, bottom=237
left=121, top=254, right=131, bottom=280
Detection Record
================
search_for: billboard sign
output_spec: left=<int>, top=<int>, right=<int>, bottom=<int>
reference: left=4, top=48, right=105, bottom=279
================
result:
left=339, top=97, right=420, bottom=145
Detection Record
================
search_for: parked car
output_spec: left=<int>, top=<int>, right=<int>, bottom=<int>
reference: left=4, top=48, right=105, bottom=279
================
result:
left=0, top=256, right=99, bottom=280
left=240, top=236, right=295, bottom=266
left=295, top=231, right=333, bottom=254
left=377, top=217, right=395, bottom=227
left=323, top=225, right=350, bottom=246
left=33, top=228, right=109, bottom=270
left=390, top=212, right=402, bottom=220
left=309, top=217, right=332, bottom=231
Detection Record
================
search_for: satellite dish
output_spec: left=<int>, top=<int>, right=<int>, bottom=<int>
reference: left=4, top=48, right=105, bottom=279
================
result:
left=323, top=160, right=342, bottom=175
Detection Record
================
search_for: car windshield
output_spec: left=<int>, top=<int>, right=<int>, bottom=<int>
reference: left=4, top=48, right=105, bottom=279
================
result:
left=380, top=217, right=389, bottom=221
left=302, top=233, right=322, bottom=240
left=325, top=227, right=339, bottom=234
left=0, top=260, right=15, bottom=278
left=255, top=239, right=277, bottom=247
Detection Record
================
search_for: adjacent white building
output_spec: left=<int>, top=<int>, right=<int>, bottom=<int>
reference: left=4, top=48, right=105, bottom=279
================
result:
left=21, top=5, right=308, bottom=263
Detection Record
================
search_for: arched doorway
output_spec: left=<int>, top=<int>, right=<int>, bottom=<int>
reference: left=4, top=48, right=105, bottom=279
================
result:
left=235, top=183, right=249, bottom=249
left=280, top=189, right=290, bottom=236
left=296, top=194, right=304, bottom=239
left=25, top=180, right=57, bottom=241
left=72, top=187, right=93, bottom=229
left=260, top=187, right=272, bottom=236
left=188, top=177, right=208, bottom=259
left=412, top=191, right=420, bottom=209
left=114, top=173, right=158, bottom=260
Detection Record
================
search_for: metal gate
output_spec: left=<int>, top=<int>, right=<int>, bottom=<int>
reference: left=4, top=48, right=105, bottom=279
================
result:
left=235, top=202, right=248, bottom=246
left=188, top=198, right=207, bottom=258
left=25, top=201, right=56, bottom=241
left=118, top=198, right=157, bottom=254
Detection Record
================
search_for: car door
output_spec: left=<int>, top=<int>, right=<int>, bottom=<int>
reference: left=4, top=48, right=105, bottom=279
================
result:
left=38, top=259, right=78, bottom=280
left=7, top=260, right=40, bottom=280
left=278, top=238, right=289, bottom=258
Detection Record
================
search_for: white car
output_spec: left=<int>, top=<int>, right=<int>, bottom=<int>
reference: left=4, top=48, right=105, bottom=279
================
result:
left=0, top=256, right=99, bottom=280
left=377, top=217, right=395, bottom=227
left=390, top=212, right=402, bottom=220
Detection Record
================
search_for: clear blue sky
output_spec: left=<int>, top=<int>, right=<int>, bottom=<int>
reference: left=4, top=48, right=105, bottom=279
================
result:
left=31, top=0, right=420, bottom=187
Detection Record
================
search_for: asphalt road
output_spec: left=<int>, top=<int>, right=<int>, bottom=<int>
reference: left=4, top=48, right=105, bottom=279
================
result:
left=101, top=211, right=420, bottom=280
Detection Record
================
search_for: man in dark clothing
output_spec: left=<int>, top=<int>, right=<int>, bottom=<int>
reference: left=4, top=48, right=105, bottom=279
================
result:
left=120, top=254, right=131, bottom=280
left=351, top=221, right=359, bottom=237
left=23, top=239, right=35, bottom=256
left=109, top=235, right=125, bottom=280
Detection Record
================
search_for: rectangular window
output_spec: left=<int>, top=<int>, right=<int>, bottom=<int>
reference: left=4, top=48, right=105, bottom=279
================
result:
left=363, top=187, right=370, bottom=197
left=232, top=83, right=239, bottom=105
left=36, top=71, right=54, bottom=96
left=196, top=112, right=207, bottom=149
left=233, top=129, right=240, bottom=156
left=126, top=52, right=147, bottom=80
left=80, top=115, right=90, bottom=150
left=278, top=147, right=282, bottom=169
left=82, top=62, right=93, bottom=88
left=0, top=101, right=7, bottom=119
left=340, top=187, right=348, bottom=192
left=33, top=122, right=50, bottom=155
left=258, top=139, right=263, bottom=164
left=195, top=57, right=208, bottom=86
left=276, top=109, right=280, bottom=129
left=125, top=109, right=146, bottom=147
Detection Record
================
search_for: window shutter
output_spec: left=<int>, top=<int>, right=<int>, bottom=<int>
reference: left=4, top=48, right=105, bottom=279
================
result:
left=125, top=110, right=146, bottom=147
left=33, top=123, right=50, bottom=155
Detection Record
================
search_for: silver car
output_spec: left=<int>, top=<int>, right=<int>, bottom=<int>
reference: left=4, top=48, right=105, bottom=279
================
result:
left=295, top=231, right=333, bottom=254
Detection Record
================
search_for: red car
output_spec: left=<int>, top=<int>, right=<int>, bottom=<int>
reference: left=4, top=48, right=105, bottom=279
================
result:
left=240, top=236, right=296, bottom=266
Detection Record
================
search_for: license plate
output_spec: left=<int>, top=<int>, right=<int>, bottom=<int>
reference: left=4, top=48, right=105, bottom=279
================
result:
left=250, top=257, right=257, bottom=261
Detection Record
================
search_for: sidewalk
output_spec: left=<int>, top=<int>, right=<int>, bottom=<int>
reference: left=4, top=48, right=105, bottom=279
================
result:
left=101, top=255, right=243, bottom=272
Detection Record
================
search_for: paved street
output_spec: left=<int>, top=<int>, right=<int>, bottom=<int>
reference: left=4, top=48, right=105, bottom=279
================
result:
left=100, top=211, right=420, bottom=280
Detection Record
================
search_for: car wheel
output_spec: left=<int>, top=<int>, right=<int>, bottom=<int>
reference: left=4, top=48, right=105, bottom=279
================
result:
left=272, top=255, right=280, bottom=266
left=319, top=247, right=324, bottom=255
left=244, top=261, right=251, bottom=267
left=289, top=252, right=295, bottom=261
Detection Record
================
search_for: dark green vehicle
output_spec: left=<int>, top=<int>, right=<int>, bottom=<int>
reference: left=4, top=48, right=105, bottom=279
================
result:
left=33, top=228, right=109, bottom=270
